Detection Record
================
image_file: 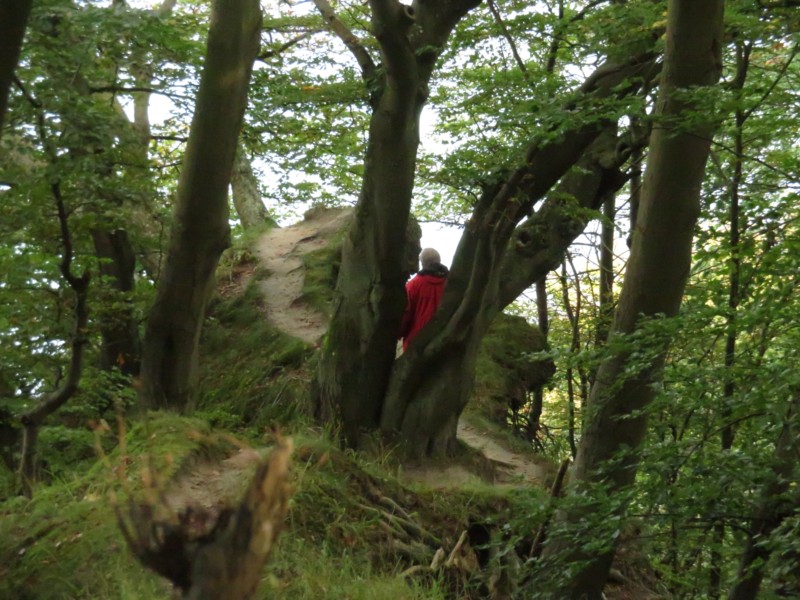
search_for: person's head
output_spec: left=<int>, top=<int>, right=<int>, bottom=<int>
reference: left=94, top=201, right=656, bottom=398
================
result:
left=420, top=248, right=441, bottom=270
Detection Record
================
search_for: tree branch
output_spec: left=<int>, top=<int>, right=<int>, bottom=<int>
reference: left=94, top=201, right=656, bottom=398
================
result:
left=486, top=0, right=528, bottom=77
left=312, top=0, right=377, bottom=80
left=370, top=0, right=416, bottom=79
left=88, top=85, right=193, bottom=101
left=257, top=31, right=317, bottom=61
left=18, top=181, right=90, bottom=497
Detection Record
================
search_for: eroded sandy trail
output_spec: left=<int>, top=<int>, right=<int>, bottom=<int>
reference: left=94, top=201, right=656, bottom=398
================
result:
left=457, top=419, right=550, bottom=486
left=254, top=208, right=352, bottom=345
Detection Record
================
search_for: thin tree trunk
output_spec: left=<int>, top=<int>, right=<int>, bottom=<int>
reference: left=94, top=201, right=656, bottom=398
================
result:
left=140, top=0, right=261, bottom=410
left=527, top=277, right=550, bottom=439
left=596, top=194, right=615, bottom=348
left=0, top=0, right=32, bottom=134
left=560, top=259, right=580, bottom=459
left=231, top=143, right=272, bottom=230
left=18, top=183, right=90, bottom=497
left=711, top=42, right=750, bottom=597
left=540, top=1, right=724, bottom=596
left=92, top=229, right=141, bottom=376
left=727, top=391, right=800, bottom=600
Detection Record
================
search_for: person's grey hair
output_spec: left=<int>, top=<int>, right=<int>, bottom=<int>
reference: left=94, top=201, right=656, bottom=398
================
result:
left=420, top=248, right=441, bottom=270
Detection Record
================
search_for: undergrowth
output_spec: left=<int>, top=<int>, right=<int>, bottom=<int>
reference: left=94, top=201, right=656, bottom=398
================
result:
left=0, top=412, right=548, bottom=600
left=198, top=279, right=314, bottom=434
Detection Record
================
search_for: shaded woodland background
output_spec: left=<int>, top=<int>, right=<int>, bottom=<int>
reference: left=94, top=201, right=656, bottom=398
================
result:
left=1, top=0, right=800, bottom=598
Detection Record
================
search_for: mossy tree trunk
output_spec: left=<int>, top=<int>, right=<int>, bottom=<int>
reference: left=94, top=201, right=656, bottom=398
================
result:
left=140, top=0, right=261, bottom=410
left=540, top=1, right=724, bottom=596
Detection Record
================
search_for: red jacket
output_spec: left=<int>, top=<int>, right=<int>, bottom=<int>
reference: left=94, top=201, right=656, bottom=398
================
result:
left=399, top=266, right=448, bottom=350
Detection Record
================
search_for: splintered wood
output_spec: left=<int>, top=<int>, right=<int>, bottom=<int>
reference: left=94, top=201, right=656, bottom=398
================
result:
left=117, top=438, right=293, bottom=600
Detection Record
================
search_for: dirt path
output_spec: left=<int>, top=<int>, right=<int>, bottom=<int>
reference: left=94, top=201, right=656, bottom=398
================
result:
left=254, top=208, right=548, bottom=489
left=254, top=207, right=352, bottom=345
left=456, top=419, right=551, bottom=486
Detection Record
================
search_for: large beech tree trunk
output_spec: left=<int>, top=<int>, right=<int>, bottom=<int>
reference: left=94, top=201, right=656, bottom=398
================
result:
left=141, top=0, right=261, bottom=410
left=315, top=0, right=480, bottom=446
left=540, top=1, right=724, bottom=596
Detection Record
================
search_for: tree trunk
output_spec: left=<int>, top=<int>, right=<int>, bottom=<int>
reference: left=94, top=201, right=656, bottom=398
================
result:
left=316, top=0, right=655, bottom=454
left=384, top=100, right=649, bottom=456
left=119, top=439, right=293, bottom=600
left=596, top=192, right=615, bottom=348
left=140, top=0, right=261, bottom=410
left=92, top=229, right=141, bottom=377
left=18, top=183, right=90, bottom=497
left=711, top=42, right=750, bottom=597
left=231, top=142, right=272, bottom=230
left=728, top=391, right=800, bottom=600
left=315, top=0, right=480, bottom=446
left=540, top=1, right=724, bottom=596
left=0, top=0, right=32, bottom=134
left=527, top=277, right=550, bottom=440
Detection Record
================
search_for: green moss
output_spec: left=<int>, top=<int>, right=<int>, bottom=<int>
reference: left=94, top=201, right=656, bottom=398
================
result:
left=301, top=237, right=343, bottom=315
left=198, top=282, right=314, bottom=432
left=473, top=312, right=554, bottom=424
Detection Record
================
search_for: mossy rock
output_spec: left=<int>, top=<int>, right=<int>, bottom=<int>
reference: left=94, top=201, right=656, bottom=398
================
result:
left=474, top=313, right=555, bottom=424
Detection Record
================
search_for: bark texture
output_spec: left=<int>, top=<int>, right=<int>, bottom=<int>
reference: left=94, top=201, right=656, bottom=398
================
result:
left=0, top=0, right=32, bottom=134
left=141, top=0, right=261, bottom=410
left=540, top=1, right=724, bottom=596
left=316, top=0, right=480, bottom=446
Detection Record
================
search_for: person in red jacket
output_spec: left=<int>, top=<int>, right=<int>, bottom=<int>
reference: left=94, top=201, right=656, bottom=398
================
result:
left=399, top=247, right=449, bottom=351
